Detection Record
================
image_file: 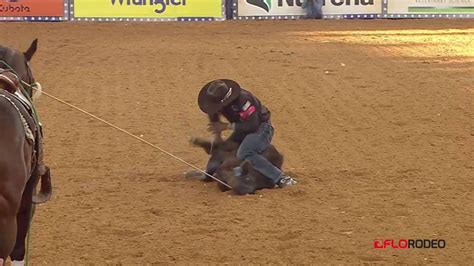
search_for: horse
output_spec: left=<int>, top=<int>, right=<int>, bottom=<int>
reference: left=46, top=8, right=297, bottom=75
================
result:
left=0, top=39, right=52, bottom=265
left=188, top=131, right=284, bottom=195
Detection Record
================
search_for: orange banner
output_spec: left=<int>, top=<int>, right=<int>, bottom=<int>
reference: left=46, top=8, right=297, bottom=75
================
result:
left=0, top=0, right=65, bottom=17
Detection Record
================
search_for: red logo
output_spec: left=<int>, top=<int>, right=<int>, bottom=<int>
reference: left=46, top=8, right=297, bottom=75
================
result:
left=374, top=239, right=446, bottom=249
left=239, top=105, right=256, bottom=120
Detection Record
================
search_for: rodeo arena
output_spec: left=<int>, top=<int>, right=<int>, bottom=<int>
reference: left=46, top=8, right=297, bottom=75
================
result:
left=0, top=0, right=473, bottom=264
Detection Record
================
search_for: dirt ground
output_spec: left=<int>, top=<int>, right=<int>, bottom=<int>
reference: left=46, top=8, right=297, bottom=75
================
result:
left=0, top=19, right=473, bottom=264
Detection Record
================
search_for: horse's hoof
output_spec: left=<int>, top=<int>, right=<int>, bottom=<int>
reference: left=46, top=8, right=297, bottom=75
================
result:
left=189, top=136, right=197, bottom=146
left=33, top=192, right=51, bottom=204
left=11, top=260, right=25, bottom=266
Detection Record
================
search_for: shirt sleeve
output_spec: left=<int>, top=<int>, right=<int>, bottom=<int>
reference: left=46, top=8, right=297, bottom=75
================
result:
left=216, top=90, right=265, bottom=135
left=232, top=95, right=261, bottom=133
left=233, top=111, right=260, bottom=133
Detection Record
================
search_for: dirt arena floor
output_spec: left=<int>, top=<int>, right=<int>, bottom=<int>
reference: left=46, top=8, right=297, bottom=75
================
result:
left=0, top=19, right=473, bottom=264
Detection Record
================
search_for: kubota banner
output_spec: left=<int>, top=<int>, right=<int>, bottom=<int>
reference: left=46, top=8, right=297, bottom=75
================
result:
left=0, top=0, right=65, bottom=17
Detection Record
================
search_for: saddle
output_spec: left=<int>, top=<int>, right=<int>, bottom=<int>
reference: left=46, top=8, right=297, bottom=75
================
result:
left=0, top=68, right=36, bottom=135
left=0, top=68, right=20, bottom=93
left=0, top=68, right=34, bottom=109
left=0, top=69, right=51, bottom=203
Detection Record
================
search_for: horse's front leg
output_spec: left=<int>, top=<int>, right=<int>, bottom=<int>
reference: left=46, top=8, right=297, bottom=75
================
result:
left=0, top=164, right=26, bottom=262
left=0, top=196, right=17, bottom=261
left=10, top=176, right=36, bottom=265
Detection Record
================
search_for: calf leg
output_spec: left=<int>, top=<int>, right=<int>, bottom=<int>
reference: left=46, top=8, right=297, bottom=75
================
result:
left=190, top=137, right=212, bottom=155
left=263, top=146, right=284, bottom=169
left=202, top=156, right=222, bottom=182
left=185, top=155, right=222, bottom=182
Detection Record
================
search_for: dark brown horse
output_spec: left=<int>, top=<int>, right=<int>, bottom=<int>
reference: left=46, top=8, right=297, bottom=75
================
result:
left=0, top=40, right=51, bottom=265
left=189, top=132, right=284, bottom=195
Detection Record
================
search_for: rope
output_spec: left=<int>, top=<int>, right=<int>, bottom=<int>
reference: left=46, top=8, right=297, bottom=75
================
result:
left=38, top=90, right=233, bottom=190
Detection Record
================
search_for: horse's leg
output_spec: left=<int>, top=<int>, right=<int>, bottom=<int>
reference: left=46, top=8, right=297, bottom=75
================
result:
left=0, top=196, right=18, bottom=260
left=10, top=176, right=35, bottom=265
left=0, top=160, right=27, bottom=261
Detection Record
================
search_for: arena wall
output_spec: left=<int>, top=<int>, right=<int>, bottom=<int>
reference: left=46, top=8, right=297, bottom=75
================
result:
left=0, top=0, right=472, bottom=21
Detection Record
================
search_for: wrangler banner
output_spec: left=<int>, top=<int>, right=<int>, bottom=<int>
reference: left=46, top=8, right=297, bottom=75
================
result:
left=0, top=0, right=67, bottom=20
left=385, top=0, right=474, bottom=18
left=236, top=0, right=382, bottom=19
left=71, top=0, right=224, bottom=21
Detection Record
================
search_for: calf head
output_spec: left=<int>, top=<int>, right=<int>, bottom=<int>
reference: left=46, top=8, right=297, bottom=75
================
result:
left=221, top=161, right=261, bottom=195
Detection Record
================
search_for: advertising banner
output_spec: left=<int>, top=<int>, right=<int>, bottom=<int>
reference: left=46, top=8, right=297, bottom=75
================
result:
left=0, top=0, right=67, bottom=21
left=384, top=0, right=473, bottom=18
left=236, top=0, right=382, bottom=19
left=71, top=0, right=224, bottom=21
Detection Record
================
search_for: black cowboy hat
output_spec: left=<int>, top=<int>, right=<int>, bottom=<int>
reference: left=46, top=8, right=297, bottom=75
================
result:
left=198, top=79, right=241, bottom=114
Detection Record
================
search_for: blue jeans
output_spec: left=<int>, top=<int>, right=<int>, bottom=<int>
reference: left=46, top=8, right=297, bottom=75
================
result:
left=225, top=0, right=233, bottom=19
left=236, top=121, right=282, bottom=184
left=304, top=0, right=323, bottom=19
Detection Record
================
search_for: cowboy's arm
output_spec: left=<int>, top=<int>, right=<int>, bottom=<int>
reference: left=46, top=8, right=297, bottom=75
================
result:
left=208, top=113, right=220, bottom=122
left=207, top=113, right=229, bottom=134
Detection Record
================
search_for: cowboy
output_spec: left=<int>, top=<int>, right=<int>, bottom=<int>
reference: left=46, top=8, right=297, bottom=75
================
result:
left=198, top=79, right=297, bottom=188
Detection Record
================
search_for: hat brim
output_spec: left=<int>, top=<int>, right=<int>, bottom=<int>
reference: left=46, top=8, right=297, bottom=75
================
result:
left=198, top=79, right=241, bottom=114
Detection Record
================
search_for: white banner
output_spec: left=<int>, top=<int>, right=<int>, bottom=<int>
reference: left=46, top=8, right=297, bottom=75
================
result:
left=237, top=0, right=382, bottom=16
left=387, top=0, right=474, bottom=14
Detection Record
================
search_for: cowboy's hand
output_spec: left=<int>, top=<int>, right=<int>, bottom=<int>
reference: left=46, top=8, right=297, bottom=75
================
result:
left=207, top=121, right=228, bottom=134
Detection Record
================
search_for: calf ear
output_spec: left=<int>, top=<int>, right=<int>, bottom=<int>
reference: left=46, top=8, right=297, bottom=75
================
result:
left=239, top=160, right=251, bottom=175
left=24, top=39, right=38, bottom=61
